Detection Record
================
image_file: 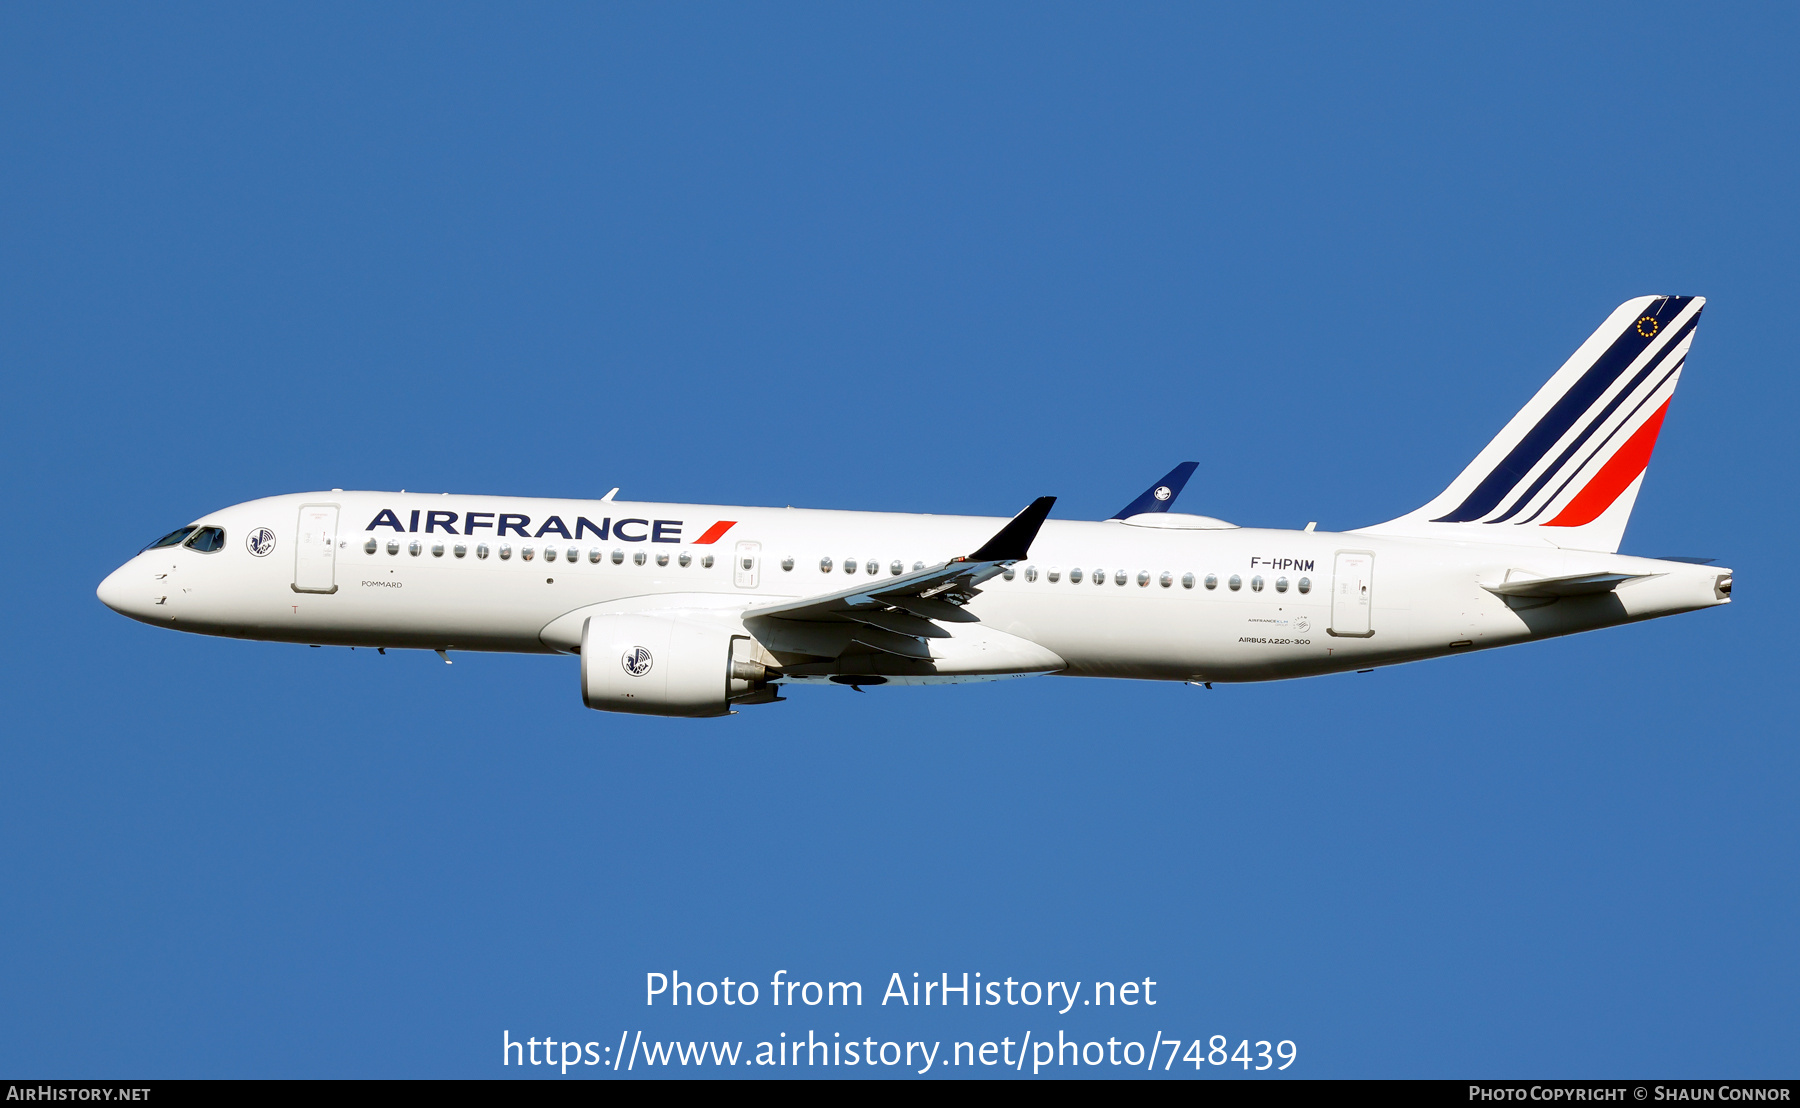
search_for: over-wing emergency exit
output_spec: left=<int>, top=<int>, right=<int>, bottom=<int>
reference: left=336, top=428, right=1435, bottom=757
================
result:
left=99, top=296, right=1731, bottom=717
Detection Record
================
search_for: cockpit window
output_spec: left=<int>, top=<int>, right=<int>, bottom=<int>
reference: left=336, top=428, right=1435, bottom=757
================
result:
left=184, top=526, right=226, bottom=553
left=142, top=526, right=199, bottom=552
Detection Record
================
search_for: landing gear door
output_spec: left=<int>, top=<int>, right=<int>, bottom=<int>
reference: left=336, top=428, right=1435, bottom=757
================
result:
left=733, top=541, right=761, bottom=589
left=293, top=504, right=340, bottom=594
left=1328, top=551, right=1373, bottom=637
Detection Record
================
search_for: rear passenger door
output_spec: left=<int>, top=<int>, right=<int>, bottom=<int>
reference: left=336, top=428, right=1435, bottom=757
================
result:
left=1328, top=551, right=1373, bottom=637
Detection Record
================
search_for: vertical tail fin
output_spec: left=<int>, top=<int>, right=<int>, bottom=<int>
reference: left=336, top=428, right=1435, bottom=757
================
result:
left=1363, top=295, right=1703, bottom=554
left=1111, top=462, right=1199, bottom=519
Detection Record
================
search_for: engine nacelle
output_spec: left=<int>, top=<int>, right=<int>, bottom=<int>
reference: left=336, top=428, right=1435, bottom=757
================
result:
left=580, top=613, right=769, bottom=718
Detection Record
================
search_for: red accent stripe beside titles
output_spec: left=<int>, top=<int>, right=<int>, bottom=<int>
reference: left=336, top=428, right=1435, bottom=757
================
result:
left=1544, top=400, right=1671, bottom=528
left=692, top=521, right=736, bottom=545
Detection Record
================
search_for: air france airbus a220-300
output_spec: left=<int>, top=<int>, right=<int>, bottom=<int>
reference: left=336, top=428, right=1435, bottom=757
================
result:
left=99, top=296, right=1732, bottom=718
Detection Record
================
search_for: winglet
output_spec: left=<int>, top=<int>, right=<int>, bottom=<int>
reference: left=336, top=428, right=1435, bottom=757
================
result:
left=966, top=497, right=1056, bottom=562
left=1110, top=462, right=1199, bottom=519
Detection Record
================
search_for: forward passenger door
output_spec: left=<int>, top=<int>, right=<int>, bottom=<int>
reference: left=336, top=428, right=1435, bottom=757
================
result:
left=293, top=504, right=340, bottom=594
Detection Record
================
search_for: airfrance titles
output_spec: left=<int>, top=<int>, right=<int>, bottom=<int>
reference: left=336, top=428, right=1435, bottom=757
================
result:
left=363, top=508, right=732, bottom=545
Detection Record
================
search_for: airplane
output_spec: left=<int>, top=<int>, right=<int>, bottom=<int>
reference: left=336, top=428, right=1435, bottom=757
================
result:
left=97, top=295, right=1731, bottom=718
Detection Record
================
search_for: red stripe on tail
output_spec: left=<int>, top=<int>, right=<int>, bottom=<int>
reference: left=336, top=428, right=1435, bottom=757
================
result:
left=692, top=521, right=736, bottom=545
left=1545, top=400, right=1670, bottom=528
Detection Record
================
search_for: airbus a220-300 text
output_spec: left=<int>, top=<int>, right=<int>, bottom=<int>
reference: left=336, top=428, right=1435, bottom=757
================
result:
left=99, top=296, right=1732, bottom=717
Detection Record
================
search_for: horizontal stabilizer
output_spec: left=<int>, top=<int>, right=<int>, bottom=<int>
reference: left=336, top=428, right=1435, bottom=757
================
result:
left=1482, top=571, right=1655, bottom=599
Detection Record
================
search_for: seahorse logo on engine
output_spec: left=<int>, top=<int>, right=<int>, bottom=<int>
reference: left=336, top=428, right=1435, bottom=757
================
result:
left=621, top=646, right=654, bottom=677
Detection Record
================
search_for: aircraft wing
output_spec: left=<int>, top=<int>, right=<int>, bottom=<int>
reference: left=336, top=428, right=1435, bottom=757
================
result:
left=1482, top=571, right=1658, bottom=599
left=743, top=497, right=1055, bottom=637
left=1110, top=462, right=1199, bottom=519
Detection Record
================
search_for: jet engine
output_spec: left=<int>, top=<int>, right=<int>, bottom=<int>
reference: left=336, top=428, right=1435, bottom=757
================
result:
left=580, top=613, right=773, bottom=718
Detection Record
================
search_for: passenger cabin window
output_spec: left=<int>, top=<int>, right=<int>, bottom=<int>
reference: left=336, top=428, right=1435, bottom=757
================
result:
left=589, top=548, right=602, bottom=563
left=1275, top=576, right=1288, bottom=592
left=1250, top=575, right=1264, bottom=591
left=701, top=554, right=714, bottom=569
left=1094, top=569, right=1106, bottom=586
left=1137, top=571, right=1151, bottom=587
left=499, top=544, right=513, bottom=560
left=1114, top=570, right=1127, bottom=586
left=408, top=540, right=422, bottom=557
left=1070, top=568, right=1083, bottom=583
left=454, top=544, right=467, bottom=558
left=1228, top=574, right=1241, bottom=591
left=657, top=552, right=670, bottom=567
left=1048, top=568, right=1061, bottom=582
left=1003, top=567, right=1016, bottom=581
left=387, top=540, right=400, bottom=555
left=890, top=560, right=903, bottom=575
left=521, top=545, right=535, bottom=561
left=567, top=547, right=577, bottom=563
left=477, top=543, right=490, bottom=559
left=634, top=551, right=647, bottom=566
left=820, top=557, right=834, bottom=572
left=1205, top=573, right=1217, bottom=590
left=364, top=538, right=378, bottom=554
left=142, top=526, right=199, bottom=552
left=1297, top=576, right=1312, bottom=594
left=1183, top=572, right=1196, bottom=589
left=781, top=557, right=794, bottom=571
left=681, top=553, right=693, bottom=568
left=912, top=561, right=924, bottom=572
left=1022, top=566, right=1035, bottom=582
left=431, top=543, right=445, bottom=557
left=1160, top=571, right=1173, bottom=588
left=543, top=546, right=557, bottom=562
left=612, top=549, right=625, bottom=564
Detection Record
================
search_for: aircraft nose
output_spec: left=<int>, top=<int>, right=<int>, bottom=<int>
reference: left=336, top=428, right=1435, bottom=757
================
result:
left=97, top=559, right=154, bottom=620
left=96, top=563, right=130, bottom=613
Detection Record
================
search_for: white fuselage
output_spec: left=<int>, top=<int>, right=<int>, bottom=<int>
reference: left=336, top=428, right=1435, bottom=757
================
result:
left=98, top=491, right=1731, bottom=686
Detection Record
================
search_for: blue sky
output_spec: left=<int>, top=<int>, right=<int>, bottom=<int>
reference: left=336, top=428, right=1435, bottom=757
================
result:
left=2, top=3, right=1795, bottom=1078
